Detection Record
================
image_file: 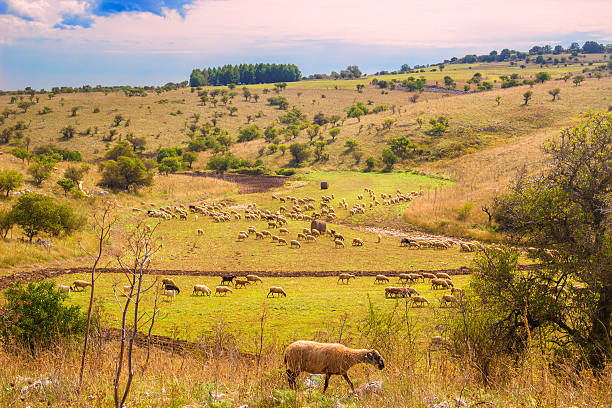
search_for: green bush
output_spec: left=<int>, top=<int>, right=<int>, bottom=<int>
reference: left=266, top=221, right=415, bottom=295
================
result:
left=275, top=168, right=296, bottom=176
left=289, top=143, right=311, bottom=165
left=99, top=156, right=153, bottom=191
left=0, top=281, right=87, bottom=350
left=237, top=125, right=263, bottom=142
left=0, top=169, right=24, bottom=197
left=456, top=203, right=473, bottom=220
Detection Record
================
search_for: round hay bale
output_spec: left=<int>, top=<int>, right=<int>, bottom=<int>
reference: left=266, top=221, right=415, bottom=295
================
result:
left=311, top=219, right=326, bottom=233
left=321, top=181, right=328, bottom=189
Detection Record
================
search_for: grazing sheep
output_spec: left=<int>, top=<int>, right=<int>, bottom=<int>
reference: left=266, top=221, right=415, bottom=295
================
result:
left=193, top=285, right=211, bottom=296
left=235, top=278, right=249, bottom=288
left=161, top=289, right=176, bottom=302
left=352, top=238, right=364, bottom=246
left=279, top=228, right=289, bottom=235
left=163, top=283, right=181, bottom=294
left=220, top=275, right=236, bottom=286
left=451, top=287, right=464, bottom=296
left=303, top=227, right=311, bottom=234
left=334, top=239, right=345, bottom=249
left=58, top=285, right=71, bottom=294
left=337, top=273, right=355, bottom=284
left=385, top=287, right=408, bottom=298
left=197, top=228, right=204, bottom=236
left=444, top=278, right=454, bottom=287
left=297, top=232, right=307, bottom=240
left=271, top=235, right=279, bottom=242
left=246, top=274, right=263, bottom=284
left=267, top=286, right=287, bottom=297
left=431, top=278, right=449, bottom=290
left=290, top=240, right=301, bottom=248
left=422, top=272, right=436, bottom=280
left=237, top=232, right=248, bottom=241
left=278, top=238, right=288, bottom=245
left=284, top=340, right=384, bottom=392
left=255, top=232, right=264, bottom=239
left=248, top=226, right=257, bottom=234
left=73, top=280, right=92, bottom=292
left=162, top=278, right=177, bottom=287
left=411, top=296, right=429, bottom=307
left=374, top=275, right=389, bottom=284
left=441, top=294, right=457, bottom=307
left=436, top=272, right=452, bottom=280
left=398, top=273, right=411, bottom=284
left=215, top=286, right=233, bottom=296
left=305, top=235, right=316, bottom=242
left=405, top=287, right=419, bottom=296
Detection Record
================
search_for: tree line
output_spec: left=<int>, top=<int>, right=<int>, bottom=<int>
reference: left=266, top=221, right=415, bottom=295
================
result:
left=189, top=63, right=302, bottom=87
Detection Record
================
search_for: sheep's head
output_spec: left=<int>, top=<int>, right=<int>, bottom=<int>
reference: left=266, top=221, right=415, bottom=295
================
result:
left=365, top=350, right=384, bottom=370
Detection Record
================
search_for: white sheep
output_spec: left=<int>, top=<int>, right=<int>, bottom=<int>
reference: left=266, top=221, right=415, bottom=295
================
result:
left=193, top=284, right=211, bottom=296
left=161, top=289, right=176, bottom=302
left=72, top=280, right=92, bottom=292
left=267, top=286, right=287, bottom=297
left=290, top=240, right=301, bottom=248
left=58, top=285, right=71, bottom=294
left=246, top=274, right=263, bottom=284
left=215, top=286, right=233, bottom=296
left=284, top=340, right=384, bottom=392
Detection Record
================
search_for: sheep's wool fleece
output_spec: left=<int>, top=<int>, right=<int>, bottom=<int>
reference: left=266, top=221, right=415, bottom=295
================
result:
left=284, top=341, right=366, bottom=374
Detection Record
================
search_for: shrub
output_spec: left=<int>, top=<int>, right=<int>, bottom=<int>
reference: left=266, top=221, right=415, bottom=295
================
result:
left=99, top=156, right=153, bottom=191
left=535, top=71, right=551, bottom=83
left=365, top=157, right=376, bottom=171
left=0, top=169, right=24, bottom=197
left=428, top=116, right=449, bottom=135
left=207, top=154, right=237, bottom=173
left=10, top=193, right=84, bottom=242
left=0, top=209, right=13, bottom=239
left=64, top=164, right=89, bottom=183
left=381, top=148, right=397, bottom=171
left=57, top=178, right=77, bottom=196
left=289, top=143, right=311, bottom=164
left=156, top=147, right=183, bottom=163
left=275, top=168, right=296, bottom=176
left=388, top=136, right=417, bottom=159
left=372, top=104, right=389, bottom=113
left=344, top=139, right=359, bottom=151
left=0, top=281, right=87, bottom=350
left=456, top=203, right=473, bottom=220
left=237, top=125, right=263, bottom=142
left=105, top=141, right=135, bottom=161
left=158, top=156, right=183, bottom=175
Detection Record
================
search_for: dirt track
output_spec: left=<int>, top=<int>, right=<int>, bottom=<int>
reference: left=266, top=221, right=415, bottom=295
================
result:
left=0, top=264, right=544, bottom=291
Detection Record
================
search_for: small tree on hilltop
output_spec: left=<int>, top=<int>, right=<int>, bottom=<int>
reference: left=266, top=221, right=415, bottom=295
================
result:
left=535, top=71, right=551, bottom=83
left=549, top=88, right=561, bottom=101
left=523, top=90, right=533, bottom=105
left=329, top=127, right=341, bottom=141
left=573, top=75, right=585, bottom=86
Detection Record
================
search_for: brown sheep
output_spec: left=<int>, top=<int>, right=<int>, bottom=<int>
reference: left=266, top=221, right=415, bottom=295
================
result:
left=215, top=286, right=233, bottom=296
left=436, top=272, right=452, bottom=280
left=352, top=238, right=364, bottom=246
left=279, top=228, right=289, bottom=235
left=193, top=285, right=211, bottom=296
left=246, top=274, right=263, bottom=284
left=255, top=232, right=264, bottom=239
left=411, top=296, right=429, bottom=307
left=72, top=280, right=92, bottom=292
left=451, top=287, right=464, bottom=296
left=305, top=234, right=316, bottom=242
left=431, top=278, right=449, bottom=289
left=297, top=232, right=307, bottom=240
left=237, top=232, right=248, bottom=241
left=398, top=273, right=411, bottom=284
left=441, top=294, right=457, bottom=307
left=267, top=286, right=287, bottom=297
left=235, top=278, right=249, bottom=288
left=278, top=238, right=288, bottom=245
left=197, top=229, right=204, bottom=236
left=337, top=273, right=355, bottom=284
left=385, top=287, right=407, bottom=298
left=290, top=240, right=301, bottom=248
left=374, top=275, right=389, bottom=284
left=284, top=340, right=384, bottom=392
left=334, top=239, right=345, bottom=248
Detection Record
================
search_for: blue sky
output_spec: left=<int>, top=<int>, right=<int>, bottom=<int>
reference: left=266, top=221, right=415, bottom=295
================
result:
left=0, top=0, right=610, bottom=90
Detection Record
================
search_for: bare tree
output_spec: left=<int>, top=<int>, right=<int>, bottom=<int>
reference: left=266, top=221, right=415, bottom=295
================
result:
left=112, top=223, right=162, bottom=408
left=78, top=203, right=117, bottom=396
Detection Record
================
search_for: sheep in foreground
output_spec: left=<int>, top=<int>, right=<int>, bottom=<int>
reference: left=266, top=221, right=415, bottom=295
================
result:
left=193, top=284, right=211, bottom=296
left=290, top=240, right=301, bottom=248
left=237, top=232, right=248, bottom=241
left=284, top=340, right=384, bottom=392
left=234, top=278, right=249, bottom=288
left=436, top=272, right=452, bottom=280
left=267, top=286, right=287, bottom=297
left=58, top=285, right=71, bottom=294
left=220, top=275, right=236, bottom=285
left=440, top=294, right=457, bottom=307
left=451, top=287, right=464, bottom=296
left=161, top=289, right=176, bottom=302
left=73, top=280, right=92, bottom=292
left=215, top=286, right=233, bottom=296
left=246, top=274, right=263, bottom=284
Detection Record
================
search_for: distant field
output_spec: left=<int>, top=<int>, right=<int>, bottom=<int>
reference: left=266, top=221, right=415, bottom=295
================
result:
left=54, top=273, right=470, bottom=346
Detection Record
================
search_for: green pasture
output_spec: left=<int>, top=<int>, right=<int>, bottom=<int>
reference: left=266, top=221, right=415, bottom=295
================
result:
left=55, top=273, right=470, bottom=349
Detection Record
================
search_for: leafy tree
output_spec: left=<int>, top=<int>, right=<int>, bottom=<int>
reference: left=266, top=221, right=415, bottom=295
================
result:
left=57, top=178, right=77, bottom=196
left=491, top=113, right=612, bottom=369
left=28, top=156, right=57, bottom=186
left=344, top=139, right=359, bottom=151
left=126, top=133, right=146, bottom=153
left=443, top=75, right=456, bottom=88
left=158, top=156, right=183, bottom=175
left=381, top=148, right=397, bottom=171
left=99, top=156, right=153, bottom=191
left=289, top=143, right=311, bottom=164
left=329, top=114, right=342, bottom=126
left=428, top=116, right=449, bottom=135
left=523, top=90, right=533, bottom=105
left=329, top=127, right=341, bottom=141
left=387, top=136, right=417, bottom=159
left=382, top=118, right=396, bottom=130
left=64, top=164, right=89, bottom=183
left=548, top=88, right=561, bottom=101
left=237, top=125, right=263, bottom=142
left=0, top=209, right=13, bottom=239
left=17, top=101, right=34, bottom=113
left=206, top=153, right=236, bottom=173
left=10, top=193, right=83, bottom=242
left=535, top=71, right=551, bottom=83
left=562, top=72, right=573, bottom=82
left=0, top=170, right=24, bottom=197
left=582, top=41, right=605, bottom=53
left=306, top=124, right=321, bottom=141
left=105, top=141, right=135, bottom=161
left=313, top=141, right=327, bottom=161
left=573, top=75, right=585, bottom=86
left=416, top=117, right=424, bottom=129
left=112, top=114, right=124, bottom=127
left=267, top=96, right=289, bottom=110
left=347, top=102, right=367, bottom=122
left=182, top=151, right=198, bottom=168
left=356, top=84, right=365, bottom=93
left=365, top=156, right=376, bottom=171
left=11, top=147, right=30, bottom=163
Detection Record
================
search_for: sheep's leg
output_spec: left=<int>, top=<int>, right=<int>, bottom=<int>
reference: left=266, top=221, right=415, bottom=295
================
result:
left=323, top=373, right=331, bottom=392
left=286, top=370, right=298, bottom=389
left=342, top=373, right=354, bottom=392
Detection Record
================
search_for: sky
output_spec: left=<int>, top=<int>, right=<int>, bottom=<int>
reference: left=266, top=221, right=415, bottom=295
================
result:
left=0, top=0, right=611, bottom=90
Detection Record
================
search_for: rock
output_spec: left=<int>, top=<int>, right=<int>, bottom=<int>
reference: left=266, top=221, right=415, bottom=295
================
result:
left=355, top=381, right=382, bottom=397
left=304, top=374, right=324, bottom=389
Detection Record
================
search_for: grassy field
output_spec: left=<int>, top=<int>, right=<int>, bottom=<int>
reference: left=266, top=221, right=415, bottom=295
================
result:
left=55, top=272, right=470, bottom=346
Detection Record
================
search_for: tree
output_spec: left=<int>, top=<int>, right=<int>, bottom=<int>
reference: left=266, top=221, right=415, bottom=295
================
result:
left=347, top=103, right=366, bottom=122
left=64, top=164, right=89, bottom=184
left=548, top=88, right=561, bottom=101
left=344, top=139, right=359, bottom=151
left=573, top=75, right=585, bottom=86
left=382, top=118, right=396, bottom=130
left=206, top=154, right=236, bottom=173
left=57, top=178, right=77, bottom=196
left=0, top=208, right=13, bottom=239
left=237, top=125, right=263, bottom=142
left=582, top=41, right=605, bottom=54
left=523, top=90, right=533, bottom=105
left=100, top=156, right=153, bottom=191
left=113, top=114, right=124, bottom=127
left=289, top=143, right=311, bottom=164
left=105, top=141, right=135, bottom=161
left=182, top=151, right=198, bottom=168
left=428, top=116, right=449, bottom=135
left=329, top=127, right=341, bottom=141
left=356, top=84, right=365, bottom=93
left=381, top=148, right=397, bottom=171
left=443, top=75, right=456, bottom=88
left=0, top=281, right=87, bottom=350
left=313, top=141, right=327, bottom=161
left=158, top=157, right=182, bottom=175
left=491, top=113, right=612, bottom=369
left=11, top=147, right=30, bottom=163
left=71, top=106, right=79, bottom=117
left=126, top=134, right=146, bottom=153
left=562, top=72, right=573, bottom=83
left=387, top=136, right=417, bottom=159
left=416, top=117, right=424, bottom=129
left=60, top=125, right=76, bottom=140
left=535, top=71, right=551, bottom=83
left=365, top=156, right=376, bottom=171
left=306, top=124, right=321, bottom=141
left=10, top=193, right=84, bottom=242
left=28, top=156, right=56, bottom=186
left=228, top=106, right=238, bottom=116
left=0, top=169, right=24, bottom=197
left=495, top=95, right=502, bottom=106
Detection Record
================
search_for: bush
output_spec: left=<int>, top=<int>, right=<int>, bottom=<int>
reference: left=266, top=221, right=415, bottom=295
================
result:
left=156, top=147, right=183, bottom=163
left=289, top=143, right=311, bottom=165
left=428, top=116, right=449, bottom=135
left=381, top=148, right=397, bottom=171
left=0, top=169, right=24, bottom=197
left=0, top=209, right=13, bottom=239
left=104, top=141, right=135, bottom=161
left=158, top=156, right=183, bottom=175
left=275, top=168, right=296, bottom=176
left=456, top=203, right=473, bottom=220
left=365, top=156, right=376, bottom=171
left=99, top=156, right=153, bottom=191
left=64, top=164, right=89, bottom=183
left=10, top=193, right=84, bottom=242
left=344, top=139, right=359, bottom=151
left=237, top=125, right=263, bottom=142
left=57, top=178, right=77, bottom=195
left=0, top=281, right=87, bottom=350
